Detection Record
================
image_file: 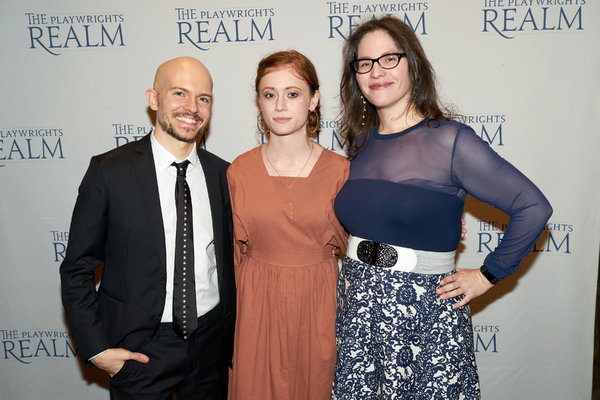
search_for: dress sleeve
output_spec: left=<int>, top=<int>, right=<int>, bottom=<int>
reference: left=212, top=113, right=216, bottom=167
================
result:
left=329, top=158, right=350, bottom=255
left=227, top=163, right=249, bottom=268
left=451, top=126, right=552, bottom=281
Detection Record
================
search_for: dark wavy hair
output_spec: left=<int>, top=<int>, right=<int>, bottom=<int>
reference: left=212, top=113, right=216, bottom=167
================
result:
left=340, top=16, right=453, bottom=159
left=255, top=50, right=321, bottom=138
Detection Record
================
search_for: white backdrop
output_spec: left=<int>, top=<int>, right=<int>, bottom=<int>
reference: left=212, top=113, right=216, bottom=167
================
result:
left=1, top=1, right=598, bottom=399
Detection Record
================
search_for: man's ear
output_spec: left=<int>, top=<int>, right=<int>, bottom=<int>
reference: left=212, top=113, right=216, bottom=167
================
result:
left=146, top=89, right=158, bottom=111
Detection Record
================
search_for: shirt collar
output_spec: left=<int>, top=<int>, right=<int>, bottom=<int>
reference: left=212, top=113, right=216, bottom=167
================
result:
left=150, top=130, right=200, bottom=171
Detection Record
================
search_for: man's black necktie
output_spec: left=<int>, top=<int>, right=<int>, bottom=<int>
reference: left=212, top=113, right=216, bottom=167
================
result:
left=172, top=160, right=198, bottom=340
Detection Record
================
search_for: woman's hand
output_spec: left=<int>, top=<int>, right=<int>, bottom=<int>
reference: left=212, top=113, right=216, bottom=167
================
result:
left=436, top=267, right=494, bottom=309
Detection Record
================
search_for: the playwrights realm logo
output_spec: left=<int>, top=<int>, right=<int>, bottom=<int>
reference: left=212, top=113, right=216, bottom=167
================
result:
left=0, top=128, right=64, bottom=167
left=175, top=7, right=275, bottom=50
left=2, top=329, right=76, bottom=364
left=478, top=220, right=573, bottom=255
left=482, top=0, right=586, bottom=39
left=26, top=11, right=125, bottom=56
left=327, top=1, right=429, bottom=39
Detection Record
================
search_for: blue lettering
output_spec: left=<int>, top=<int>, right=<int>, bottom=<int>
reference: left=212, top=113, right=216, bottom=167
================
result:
left=234, top=20, right=248, bottom=42
left=53, top=242, right=66, bottom=262
left=2, top=338, right=76, bottom=362
left=250, top=17, right=273, bottom=41
left=8, top=140, right=26, bottom=160
left=84, top=25, right=99, bottom=47
left=63, top=25, right=82, bottom=48
left=541, top=7, right=555, bottom=30
left=347, top=14, right=362, bottom=35
left=558, top=6, right=582, bottom=30
left=478, top=233, right=493, bottom=253
left=485, top=6, right=583, bottom=39
left=519, top=8, right=539, bottom=31
left=403, top=12, right=426, bottom=35
left=328, top=16, right=345, bottom=39
left=3, top=341, right=30, bottom=364
left=115, top=136, right=144, bottom=148
left=330, top=12, right=425, bottom=39
left=27, top=138, right=41, bottom=159
left=28, top=26, right=60, bottom=55
left=51, top=339, right=64, bottom=357
left=480, top=124, right=503, bottom=146
left=29, top=24, right=124, bottom=54
left=213, top=20, right=232, bottom=43
left=478, top=232, right=504, bottom=253
left=115, top=136, right=130, bottom=147
left=137, top=126, right=151, bottom=135
left=503, top=8, right=518, bottom=32
left=475, top=333, right=498, bottom=352
left=330, top=129, right=347, bottom=151
left=42, top=138, right=64, bottom=159
left=19, top=340, right=33, bottom=360
left=177, top=18, right=274, bottom=49
left=483, top=9, right=514, bottom=39
left=196, top=21, right=211, bottom=44
left=547, top=232, right=570, bottom=253
left=63, top=339, right=77, bottom=358
left=533, top=232, right=570, bottom=253
left=47, top=26, right=61, bottom=49
left=34, top=340, right=51, bottom=358
left=177, top=21, right=209, bottom=51
left=101, top=23, right=124, bottom=47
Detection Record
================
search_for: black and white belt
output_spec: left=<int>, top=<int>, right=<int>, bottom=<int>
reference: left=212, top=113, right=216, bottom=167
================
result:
left=346, top=235, right=455, bottom=274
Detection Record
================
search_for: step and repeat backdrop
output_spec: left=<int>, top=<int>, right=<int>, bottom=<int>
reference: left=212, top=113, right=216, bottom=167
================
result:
left=1, top=0, right=598, bottom=399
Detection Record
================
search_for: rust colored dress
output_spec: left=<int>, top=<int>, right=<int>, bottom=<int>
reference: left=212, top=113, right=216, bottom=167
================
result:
left=227, top=145, right=349, bottom=400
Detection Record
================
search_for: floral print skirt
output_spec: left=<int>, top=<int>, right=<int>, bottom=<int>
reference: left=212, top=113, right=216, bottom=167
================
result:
left=332, top=257, right=480, bottom=400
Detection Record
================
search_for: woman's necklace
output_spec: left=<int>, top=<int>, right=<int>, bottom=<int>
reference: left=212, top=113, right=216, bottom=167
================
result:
left=264, top=142, right=315, bottom=224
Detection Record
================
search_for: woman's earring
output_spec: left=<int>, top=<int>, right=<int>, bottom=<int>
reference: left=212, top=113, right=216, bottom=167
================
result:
left=257, top=112, right=269, bottom=135
left=361, top=95, right=366, bottom=126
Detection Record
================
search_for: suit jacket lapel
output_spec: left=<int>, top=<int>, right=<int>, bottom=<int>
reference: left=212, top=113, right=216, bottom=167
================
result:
left=132, top=134, right=167, bottom=270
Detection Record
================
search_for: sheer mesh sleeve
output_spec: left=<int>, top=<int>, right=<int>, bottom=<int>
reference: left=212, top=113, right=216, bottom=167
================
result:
left=451, top=126, right=552, bottom=280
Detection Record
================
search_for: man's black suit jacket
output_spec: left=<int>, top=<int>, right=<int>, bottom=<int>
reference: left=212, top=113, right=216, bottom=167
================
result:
left=60, top=133, right=235, bottom=364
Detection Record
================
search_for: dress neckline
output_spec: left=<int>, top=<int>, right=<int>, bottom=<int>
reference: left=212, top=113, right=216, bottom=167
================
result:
left=372, top=118, right=428, bottom=140
left=259, top=144, right=326, bottom=179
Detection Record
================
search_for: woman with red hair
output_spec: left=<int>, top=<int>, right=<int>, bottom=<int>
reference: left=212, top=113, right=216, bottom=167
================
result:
left=227, top=50, right=349, bottom=400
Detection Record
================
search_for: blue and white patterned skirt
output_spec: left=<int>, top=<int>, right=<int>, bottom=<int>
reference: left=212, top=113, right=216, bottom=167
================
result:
left=332, top=256, right=480, bottom=399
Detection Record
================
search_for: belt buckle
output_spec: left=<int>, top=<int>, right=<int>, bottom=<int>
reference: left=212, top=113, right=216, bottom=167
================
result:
left=357, top=240, right=398, bottom=268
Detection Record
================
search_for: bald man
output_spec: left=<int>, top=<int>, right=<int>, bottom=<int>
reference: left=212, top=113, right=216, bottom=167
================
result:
left=60, top=57, right=235, bottom=399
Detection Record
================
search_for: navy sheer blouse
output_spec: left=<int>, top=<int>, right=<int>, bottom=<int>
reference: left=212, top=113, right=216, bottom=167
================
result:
left=334, top=119, right=552, bottom=281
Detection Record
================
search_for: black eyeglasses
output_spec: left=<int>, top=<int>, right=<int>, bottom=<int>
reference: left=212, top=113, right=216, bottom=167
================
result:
left=350, top=53, right=407, bottom=74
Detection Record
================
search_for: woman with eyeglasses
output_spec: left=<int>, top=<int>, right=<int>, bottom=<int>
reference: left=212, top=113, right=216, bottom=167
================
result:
left=227, top=50, right=349, bottom=399
left=332, top=16, right=552, bottom=398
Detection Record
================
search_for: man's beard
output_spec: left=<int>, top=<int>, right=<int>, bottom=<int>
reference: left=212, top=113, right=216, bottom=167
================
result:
left=157, top=112, right=204, bottom=143
left=155, top=96, right=207, bottom=142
